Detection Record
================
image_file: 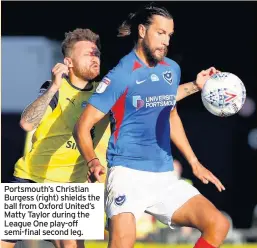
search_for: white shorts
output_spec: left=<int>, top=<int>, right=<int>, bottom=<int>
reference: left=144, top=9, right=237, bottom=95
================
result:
left=105, top=166, right=200, bottom=229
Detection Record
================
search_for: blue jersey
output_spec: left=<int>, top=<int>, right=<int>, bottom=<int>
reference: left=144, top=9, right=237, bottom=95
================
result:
left=89, top=50, right=181, bottom=172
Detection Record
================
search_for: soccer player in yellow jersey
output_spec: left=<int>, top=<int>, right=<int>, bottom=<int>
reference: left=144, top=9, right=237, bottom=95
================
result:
left=1, top=28, right=108, bottom=248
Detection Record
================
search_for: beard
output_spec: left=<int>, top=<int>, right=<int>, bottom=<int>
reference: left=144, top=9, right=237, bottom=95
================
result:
left=142, top=39, right=168, bottom=67
left=73, top=62, right=100, bottom=81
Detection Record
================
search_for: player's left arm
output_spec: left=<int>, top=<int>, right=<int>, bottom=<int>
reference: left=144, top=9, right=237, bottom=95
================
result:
left=176, top=67, right=220, bottom=102
left=169, top=107, right=225, bottom=192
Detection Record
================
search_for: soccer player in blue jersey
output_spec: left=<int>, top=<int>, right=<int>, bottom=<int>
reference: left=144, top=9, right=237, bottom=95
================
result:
left=74, top=4, right=230, bottom=248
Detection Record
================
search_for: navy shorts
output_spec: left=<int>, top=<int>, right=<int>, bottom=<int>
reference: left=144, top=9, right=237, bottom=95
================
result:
left=8, top=176, right=36, bottom=183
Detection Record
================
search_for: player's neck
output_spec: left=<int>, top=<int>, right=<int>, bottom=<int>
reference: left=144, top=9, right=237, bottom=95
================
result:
left=69, top=74, right=90, bottom=90
left=134, top=45, right=154, bottom=68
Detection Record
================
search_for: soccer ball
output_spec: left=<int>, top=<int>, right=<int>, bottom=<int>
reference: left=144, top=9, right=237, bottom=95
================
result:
left=201, top=72, right=246, bottom=117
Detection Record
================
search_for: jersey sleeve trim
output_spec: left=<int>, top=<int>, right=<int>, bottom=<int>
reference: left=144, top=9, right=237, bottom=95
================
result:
left=38, top=81, right=59, bottom=111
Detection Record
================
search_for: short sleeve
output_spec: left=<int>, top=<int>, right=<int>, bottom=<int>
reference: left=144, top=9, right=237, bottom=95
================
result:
left=38, top=81, right=59, bottom=111
left=174, top=62, right=181, bottom=87
left=88, top=64, right=128, bottom=114
left=169, top=61, right=181, bottom=109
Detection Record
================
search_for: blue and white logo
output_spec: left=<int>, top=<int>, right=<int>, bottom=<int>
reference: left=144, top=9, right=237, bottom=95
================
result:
left=114, top=195, right=126, bottom=206
left=163, top=71, right=173, bottom=85
left=151, top=74, right=159, bottom=82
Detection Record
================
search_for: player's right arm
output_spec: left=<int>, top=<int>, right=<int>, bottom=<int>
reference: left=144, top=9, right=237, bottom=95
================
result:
left=74, top=104, right=107, bottom=182
left=73, top=65, right=127, bottom=182
left=20, top=63, right=68, bottom=132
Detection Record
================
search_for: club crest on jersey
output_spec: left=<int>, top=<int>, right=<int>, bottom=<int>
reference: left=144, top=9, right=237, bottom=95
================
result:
left=163, top=71, right=173, bottom=85
left=96, top=77, right=111, bottom=93
left=114, top=195, right=126, bottom=206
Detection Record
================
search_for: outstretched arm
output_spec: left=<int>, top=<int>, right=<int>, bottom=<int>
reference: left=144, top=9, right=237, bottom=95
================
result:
left=176, top=67, right=220, bottom=102
left=169, top=107, right=225, bottom=192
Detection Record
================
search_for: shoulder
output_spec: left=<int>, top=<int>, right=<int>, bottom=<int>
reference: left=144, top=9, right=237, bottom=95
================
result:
left=100, top=52, right=135, bottom=90
left=164, top=57, right=181, bottom=73
left=108, top=50, right=137, bottom=76
left=110, top=53, right=135, bottom=76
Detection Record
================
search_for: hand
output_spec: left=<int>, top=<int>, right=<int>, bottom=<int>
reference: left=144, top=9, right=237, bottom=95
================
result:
left=87, top=159, right=106, bottom=183
left=195, top=67, right=220, bottom=89
left=51, top=63, right=69, bottom=90
left=191, top=159, right=225, bottom=192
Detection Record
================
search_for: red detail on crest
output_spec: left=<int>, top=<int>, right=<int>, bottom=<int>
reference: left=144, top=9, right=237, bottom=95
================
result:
left=133, top=61, right=142, bottom=71
left=159, top=60, right=170, bottom=66
left=111, top=87, right=129, bottom=144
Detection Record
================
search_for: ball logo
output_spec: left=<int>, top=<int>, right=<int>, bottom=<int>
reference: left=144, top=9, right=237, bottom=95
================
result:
left=211, top=72, right=229, bottom=80
left=163, top=71, right=173, bottom=85
left=114, top=195, right=126, bottom=206
left=96, top=77, right=111, bottom=93
left=224, top=91, right=237, bottom=103
left=132, top=95, right=144, bottom=110
left=204, top=88, right=237, bottom=107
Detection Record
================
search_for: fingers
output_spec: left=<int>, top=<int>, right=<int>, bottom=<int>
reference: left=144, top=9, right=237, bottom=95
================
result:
left=87, top=170, right=92, bottom=183
left=195, top=164, right=225, bottom=192
left=200, top=67, right=221, bottom=77
left=56, top=66, right=68, bottom=76
left=203, top=173, right=225, bottom=192
left=205, top=67, right=216, bottom=76
left=100, top=167, right=106, bottom=175
left=209, top=67, right=216, bottom=76
left=88, top=174, right=97, bottom=183
left=202, top=178, right=209, bottom=184
left=94, top=174, right=102, bottom=183
left=87, top=169, right=97, bottom=183
left=95, top=167, right=106, bottom=182
left=52, top=63, right=69, bottom=76
left=211, top=174, right=225, bottom=191
left=52, top=63, right=63, bottom=73
left=87, top=166, right=106, bottom=183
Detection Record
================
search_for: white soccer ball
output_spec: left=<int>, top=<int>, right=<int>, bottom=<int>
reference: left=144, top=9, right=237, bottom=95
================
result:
left=201, top=72, right=246, bottom=117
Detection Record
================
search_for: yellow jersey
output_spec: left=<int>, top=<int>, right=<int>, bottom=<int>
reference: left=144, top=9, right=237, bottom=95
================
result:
left=14, top=77, right=110, bottom=183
